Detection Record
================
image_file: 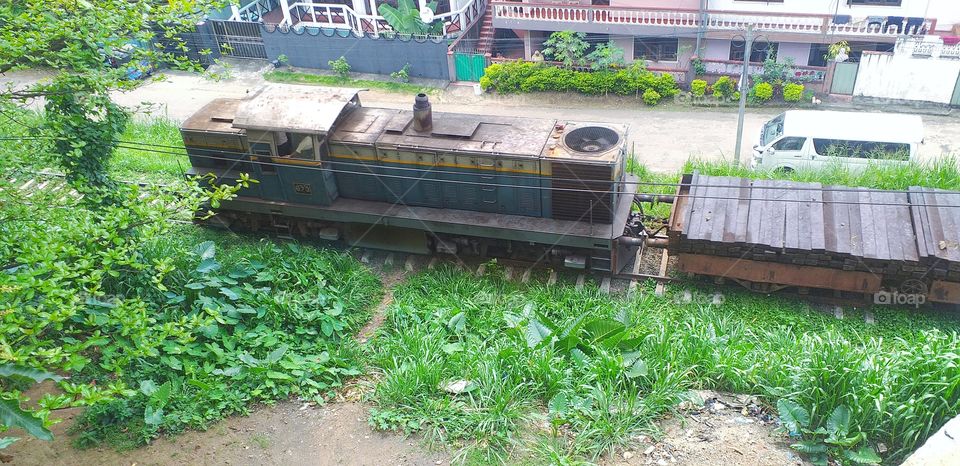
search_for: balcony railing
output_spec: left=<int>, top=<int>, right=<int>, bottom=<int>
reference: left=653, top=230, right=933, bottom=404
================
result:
left=231, top=0, right=486, bottom=37
left=493, top=3, right=701, bottom=28
left=700, top=58, right=827, bottom=82
left=492, top=1, right=934, bottom=38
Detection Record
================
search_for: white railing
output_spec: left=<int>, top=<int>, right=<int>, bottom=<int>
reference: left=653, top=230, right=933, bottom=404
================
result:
left=943, top=44, right=960, bottom=60
left=492, top=2, right=934, bottom=39
left=701, top=59, right=826, bottom=82
left=707, top=13, right=823, bottom=33
left=493, top=3, right=700, bottom=27
left=233, top=0, right=484, bottom=37
left=232, top=0, right=279, bottom=22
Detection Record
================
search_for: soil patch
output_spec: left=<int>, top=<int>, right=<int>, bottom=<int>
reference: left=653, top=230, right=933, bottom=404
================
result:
left=6, top=401, right=447, bottom=466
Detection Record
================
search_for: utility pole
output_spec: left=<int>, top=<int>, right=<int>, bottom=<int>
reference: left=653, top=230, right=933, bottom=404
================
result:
left=734, top=24, right=753, bottom=165
left=695, top=0, right=708, bottom=56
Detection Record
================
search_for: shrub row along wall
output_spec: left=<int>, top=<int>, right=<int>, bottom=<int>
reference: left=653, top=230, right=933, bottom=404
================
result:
left=261, top=25, right=450, bottom=80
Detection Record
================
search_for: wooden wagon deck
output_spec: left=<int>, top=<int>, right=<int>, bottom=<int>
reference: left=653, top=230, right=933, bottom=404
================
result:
left=669, top=173, right=960, bottom=285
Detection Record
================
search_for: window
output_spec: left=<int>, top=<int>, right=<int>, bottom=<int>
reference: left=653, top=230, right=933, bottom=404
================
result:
left=813, top=139, right=910, bottom=160
left=276, top=132, right=316, bottom=160
left=634, top=37, right=679, bottom=62
left=250, top=142, right=272, bottom=156
left=730, top=41, right=778, bottom=63
left=807, top=43, right=830, bottom=67
left=761, top=115, right=784, bottom=146
left=848, top=0, right=901, bottom=6
left=773, top=137, right=806, bottom=151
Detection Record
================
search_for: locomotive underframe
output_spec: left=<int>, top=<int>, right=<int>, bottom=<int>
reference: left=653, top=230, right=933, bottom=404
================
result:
left=207, top=174, right=640, bottom=274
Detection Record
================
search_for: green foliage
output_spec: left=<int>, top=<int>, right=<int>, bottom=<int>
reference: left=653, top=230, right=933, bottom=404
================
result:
left=0, top=365, right=63, bottom=448
left=690, top=56, right=706, bottom=76
left=751, top=81, right=774, bottom=103
left=827, top=41, right=851, bottom=61
left=390, top=63, right=412, bottom=83
left=585, top=41, right=625, bottom=71
left=642, top=89, right=661, bottom=106
left=680, top=156, right=960, bottom=191
left=328, top=56, right=351, bottom=79
left=369, top=267, right=960, bottom=463
left=779, top=402, right=881, bottom=465
left=690, top=79, right=708, bottom=98
left=783, top=82, right=805, bottom=102
left=711, top=76, right=737, bottom=100
left=264, top=70, right=435, bottom=94
left=542, top=31, right=590, bottom=68
left=377, top=0, right=442, bottom=35
left=758, top=57, right=804, bottom=85
left=482, top=61, right=679, bottom=102
left=276, top=54, right=289, bottom=66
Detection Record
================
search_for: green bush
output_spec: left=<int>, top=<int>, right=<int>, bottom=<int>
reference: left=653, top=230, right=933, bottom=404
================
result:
left=690, top=79, right=708, bottom=97
left=752, top=81, right=774, bottom=103
left=712, top=76, right=736, bottom=100
left=482, top=60, right=679, bottom=103
left=328, top=56, right=350, bottom=78
left=642, top=89, right=661, bottom=106
left=784, top=82, right=805, bottom=102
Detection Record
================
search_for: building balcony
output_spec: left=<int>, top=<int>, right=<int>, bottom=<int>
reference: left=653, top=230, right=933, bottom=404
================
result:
left=230, top=0, right=486, bottom=37
left=491, top=1, right=936, bottom=43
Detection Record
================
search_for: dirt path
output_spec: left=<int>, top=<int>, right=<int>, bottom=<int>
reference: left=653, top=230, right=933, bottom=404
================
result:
left=7, top=401, right=445, bottom=466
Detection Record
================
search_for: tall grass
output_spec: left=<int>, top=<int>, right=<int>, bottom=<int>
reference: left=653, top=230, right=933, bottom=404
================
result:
left=264, top=70, right=437, bottom=94
left=0, top=107, right=185, bottom=184
left=369, top=267, right=960, bottom=464
left=681, top=156, right=960, bottom=191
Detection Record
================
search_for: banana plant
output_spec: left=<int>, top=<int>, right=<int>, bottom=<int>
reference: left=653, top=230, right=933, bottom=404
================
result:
left=377, top=0, right=443, bottom=35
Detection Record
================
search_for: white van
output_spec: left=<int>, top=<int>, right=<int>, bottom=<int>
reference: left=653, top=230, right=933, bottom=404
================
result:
left=752, top=110, right=923, bottom=172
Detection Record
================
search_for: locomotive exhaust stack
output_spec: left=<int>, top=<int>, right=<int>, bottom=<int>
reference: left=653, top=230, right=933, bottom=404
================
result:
left=413, top=93, right=432, bottom=132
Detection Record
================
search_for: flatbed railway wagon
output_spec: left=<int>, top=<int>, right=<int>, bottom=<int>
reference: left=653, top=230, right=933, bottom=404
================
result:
left=668, top=173, right=960, bottom=305
left=180, top=84, right=641, bottom=274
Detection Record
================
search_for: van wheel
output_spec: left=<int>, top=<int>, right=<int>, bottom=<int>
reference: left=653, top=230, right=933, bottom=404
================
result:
left=775, top=167, right=794, bottom=175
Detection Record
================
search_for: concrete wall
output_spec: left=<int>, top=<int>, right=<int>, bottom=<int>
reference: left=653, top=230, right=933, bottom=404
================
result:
left=703, top=38, right=731, bottom=61
left=261, top=26, right=450, bottom=80
left=853, top=52, right=960, bottom=104
left=707, top=0, right=931, bottom=17
left=778, top=42, right=811, bottom=66
left=928, top=0, right=960, bottom=32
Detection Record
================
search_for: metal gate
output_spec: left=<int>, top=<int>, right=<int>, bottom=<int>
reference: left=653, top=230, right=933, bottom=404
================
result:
left=211, top=20, right=267, bottom=59
left=952, top=72, right=960, bottom=107
left=454, top=53, right=486, bottom=82
left=830, top=62, right=859, bottom=95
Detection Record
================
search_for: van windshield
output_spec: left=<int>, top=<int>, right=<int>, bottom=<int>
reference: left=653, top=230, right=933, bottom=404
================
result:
left=761, top=115, right=784, bottom=146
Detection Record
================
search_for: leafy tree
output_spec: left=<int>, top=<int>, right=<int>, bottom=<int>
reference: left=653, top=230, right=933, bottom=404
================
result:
left=542, top=31, right=590, bottom=68
left=0, top=0, right=225, bottom=197
left=378, top=0, right=443, bottom=35
left=586, top=41, right=625, bottom=71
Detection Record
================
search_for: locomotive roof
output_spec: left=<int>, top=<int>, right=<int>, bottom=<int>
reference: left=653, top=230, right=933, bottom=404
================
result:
left=181, top=98, right=245, bottom=134
left=232, top=84, right=362, bottom=134
left=334, top=108, right=556, bottom=157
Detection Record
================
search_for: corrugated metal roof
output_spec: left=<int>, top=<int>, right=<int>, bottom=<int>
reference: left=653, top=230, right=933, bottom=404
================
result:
left=782, top=110, right=924, bottom=144
left=232, top=84, right=363, bottom=134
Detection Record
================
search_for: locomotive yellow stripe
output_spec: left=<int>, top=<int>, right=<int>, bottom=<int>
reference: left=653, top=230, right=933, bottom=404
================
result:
left=329, top=153, right=542, bottom=175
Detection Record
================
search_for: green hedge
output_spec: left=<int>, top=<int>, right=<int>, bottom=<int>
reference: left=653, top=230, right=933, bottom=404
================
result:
left=480, top=60, right=680, bottom=100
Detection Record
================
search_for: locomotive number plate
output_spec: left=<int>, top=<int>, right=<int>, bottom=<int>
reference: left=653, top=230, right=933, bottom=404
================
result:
left=293, top=183, right=312, bottom=194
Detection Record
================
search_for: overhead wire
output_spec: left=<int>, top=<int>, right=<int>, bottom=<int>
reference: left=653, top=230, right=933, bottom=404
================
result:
left=4, top=133, right=960, bottom=206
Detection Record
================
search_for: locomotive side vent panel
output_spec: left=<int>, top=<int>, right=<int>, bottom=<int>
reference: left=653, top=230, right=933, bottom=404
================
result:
left=551, top=162, right=614, bottom=224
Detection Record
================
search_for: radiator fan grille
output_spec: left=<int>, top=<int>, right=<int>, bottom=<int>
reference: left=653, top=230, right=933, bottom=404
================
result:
left=563, top=126, right=620, bottom=153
